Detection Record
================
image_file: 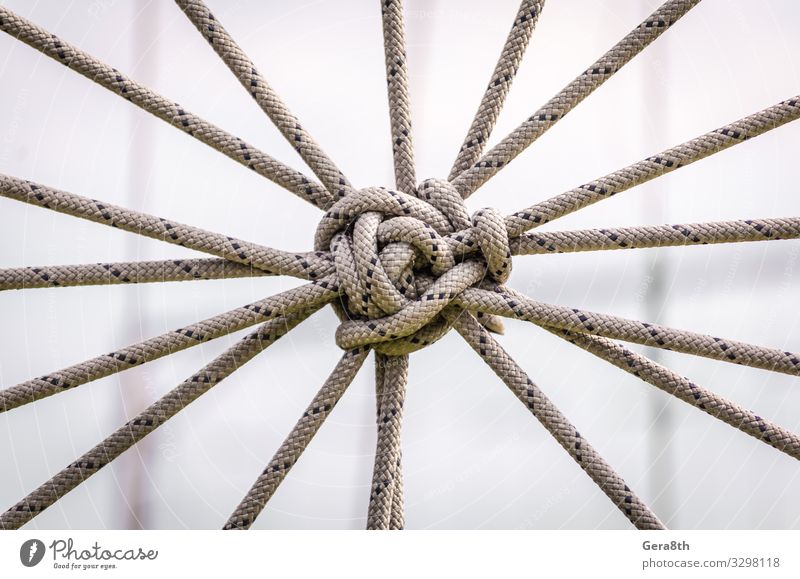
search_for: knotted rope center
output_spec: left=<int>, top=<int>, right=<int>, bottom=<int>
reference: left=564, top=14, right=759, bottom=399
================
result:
left=314, top=179, right=511, bottom=354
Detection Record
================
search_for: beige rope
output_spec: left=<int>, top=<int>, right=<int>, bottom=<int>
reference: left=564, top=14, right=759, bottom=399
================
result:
left=452, top=0, right=701, bottom=198
left=455, top=285, right=800, bottom=376
left=0, top=310, right=317, bottom=530
left=5, top=214, right=794, bottom=292
left=0, top=6, right=333, bottom=209
left=381, top=0, right=416, bottom=195
left=551, top=328, right=800, bottom=461
left=442, top=96, right=800, bottom=258
left=448, top=0, right=545, bottom=180
left=0, top=279, right=337, bottom=413
left=0, top=174, right=334, bottom=280
left=513, top=217, right=800, bottom=255
left=224, top=347, right=370, bottom=530
left=503, top=96, right=800, bottom=236
left=367, top=353, right=408, bottom=530
left=176, top=0, right=352, bottom=200
left=0, top=258, right=269, bottom=291
left=3, top=0, right=800, bottom=532
left=450, top=311, right=665, bottom=530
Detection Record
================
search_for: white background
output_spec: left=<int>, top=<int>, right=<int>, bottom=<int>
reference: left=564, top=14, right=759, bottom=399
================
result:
left=1, top=0, right=799, bottom=529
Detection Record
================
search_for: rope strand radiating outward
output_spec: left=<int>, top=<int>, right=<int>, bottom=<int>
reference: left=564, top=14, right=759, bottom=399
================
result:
left=550, top=329, right=800, bottom=461
left=224, top=347, right=370, bottom=530
left=0, top=279, right=338, bottom=413
left=367, top=353, right=408, bottom=530
left=448, top=0, right=545, bottom=179
left=455, top=286, right=800, bottom=376
left=0, top=6, right=333, bottom=209
left=452, top=0, right=701, bottom=198
left=503, top=96, right=800, bottom=236
left=0, top=258, right=269, bottom=291
left=450, top=312, right=665, bottom=529
left=441, top=95, right=800, bottom=259
left=381, top=0, right=416, bottom=195
left=0, top=174, right=334, bottom=280
left=176, top=0, right=352, bottom=200
left=0, top=311, right=317, bottom=530
left=513, top=217, right=800, bottom=255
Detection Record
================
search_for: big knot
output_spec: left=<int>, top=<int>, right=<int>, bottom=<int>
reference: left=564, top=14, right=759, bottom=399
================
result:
left=314, top=179, right=512, bottom=354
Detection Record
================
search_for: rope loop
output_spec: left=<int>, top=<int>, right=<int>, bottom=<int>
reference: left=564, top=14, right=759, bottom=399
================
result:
left=315, top=181, right=513, bottom=354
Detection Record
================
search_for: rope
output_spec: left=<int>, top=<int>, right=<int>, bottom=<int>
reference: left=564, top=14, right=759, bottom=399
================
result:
left=0, top=258, right=269, bottom=291
left=448, top=0, right=545, bottom=180
left=513, top=217, right=800, bottom=255
left=0, top=174, right=334, bottom=280
left=367, top=353, right=407, bottom=530
left=5, top=213, right=793, bottom=292
left=0, top=6, right=333, bottom=210
left=0, top=311, right=316, bottom=530
left=450, top=311, right=665, bottom=530
left=503, top=96, right=800, bottom=236
left=3, top=0, right=800, bottom=532
left=454, top=285, right=800, bottom=376
left=435, top=95, right=800, bottom=260
left=224, top=347, right=370, bottom=530
left=176, top=0, right=352, bottom=200
left=381, top=0, right=416, bottom=195
left=551, top=328, right=800, bottom=462
left=317, top=182, right=511, bottom=353
left=0, top=278, right=337, bottom=413
left=452, top=0, right=700, bottom=198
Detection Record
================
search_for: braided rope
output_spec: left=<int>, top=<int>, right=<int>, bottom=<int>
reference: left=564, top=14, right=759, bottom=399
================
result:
left=513, top=217, right=800, bottom=255
left=503, top=96, right=800, bottom=236
left=450, top=311, right=665, bottom=530
left=2, top=0, right=799, bottom=532
left=455, top=285, right=800, bottom=376
left=5, top=214, right=793, bottom=292
left=452, top=0, right=700, bottom=198
left=0, top=279, right=337, bottom=413
left=224, top=347, right=370, bottom=530
left=0, top=258, right=268, bottom=291
left=448, top=0, right=545, bottom=180
left=441, top=96, right=800, bottom=258
left=388, top=452, right=405, bottom=530
left=0, top=6, right=332, bottom=209
left=551, top=329, right=800, bottom=461
left=0, top=311, right=315, bottom=530
left=0, top=174, right=334, bottom=280
left=367, top=353, right=407, bottom=530
left=176, top=0, right=352, bottom=200
left=381, top=0, right=416, bottom=195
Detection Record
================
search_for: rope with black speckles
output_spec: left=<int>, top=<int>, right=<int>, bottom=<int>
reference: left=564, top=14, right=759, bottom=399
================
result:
left=0, top=279, right=338, bottom=413
left=450, top=310, right=665, bottom=530
left=367, top=352, right=408, bottom=529
left=0, top=309, right=318, bottom=530
left=449, top=0, right=545, bottom=180
left=176, top=0, right=352, bottom=201
left=451, top=0, right=701, bottom=199
left=550, top=328, right=800, bottom=462
left=223, top=347, right=370, bottom=530
left=0, top=6, right=333, bottom=209
left=2, top=0, right=800, bottom=531
left=453, top=284, right=800, bottom=376
left=381, top=0, right=416, bottom=196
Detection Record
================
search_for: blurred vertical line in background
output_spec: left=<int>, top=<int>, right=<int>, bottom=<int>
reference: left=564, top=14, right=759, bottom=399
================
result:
left=639, top=3, right=676, bottom=527
left=118, top=0, right=160, bottom=530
